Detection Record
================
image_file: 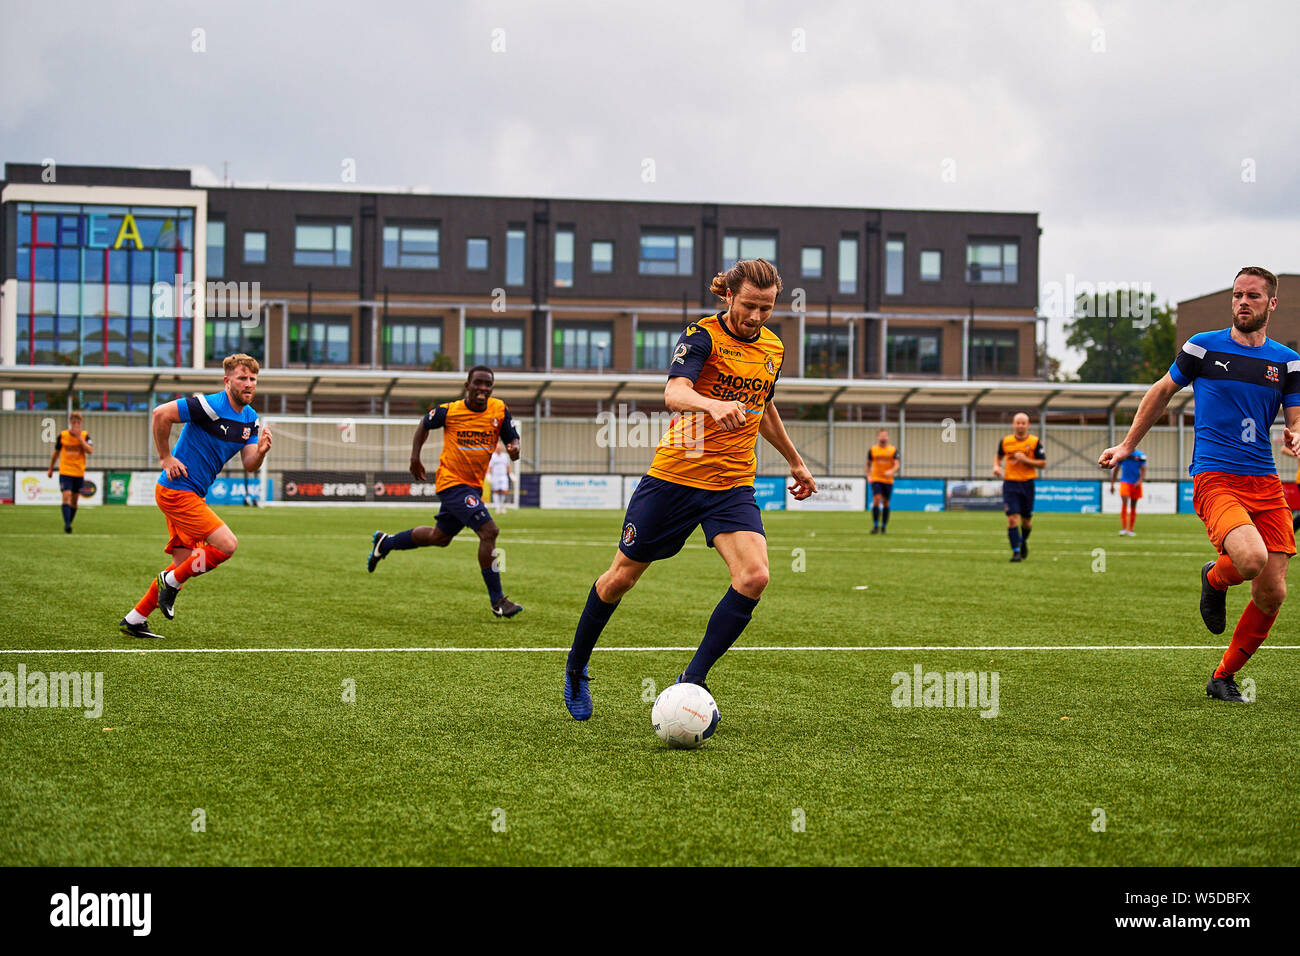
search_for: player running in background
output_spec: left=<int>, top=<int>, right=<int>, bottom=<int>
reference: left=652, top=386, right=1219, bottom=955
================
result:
left=119, top=354, right=272, bottom=639
left=1279, top=440, right=1300, bottom=532
left=488, top=441, right=513, bottom=513
left=1110, top=447, right=1147, bottom=535
left=562, top=259, right=817, bottom=720
left=366, top=366, right=523, bottom=618
left=1100, top=267, right=1300, bottom=703
left=993, top=412, right=1045, bottom=562
left=47, top=411, right=93, bottom=533
left=866, top=429, right=900, bottom=534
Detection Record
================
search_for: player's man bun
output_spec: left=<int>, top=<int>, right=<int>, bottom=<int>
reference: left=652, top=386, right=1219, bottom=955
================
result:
left=710, top=258, right=783, bottom=300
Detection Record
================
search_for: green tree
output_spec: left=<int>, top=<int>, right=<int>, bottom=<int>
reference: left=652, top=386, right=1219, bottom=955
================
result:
left=1065, top=288, right=1171, bottom=383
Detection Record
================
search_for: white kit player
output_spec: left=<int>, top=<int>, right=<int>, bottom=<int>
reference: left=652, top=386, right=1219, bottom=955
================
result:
left=489, top=442, right=513, bottom=512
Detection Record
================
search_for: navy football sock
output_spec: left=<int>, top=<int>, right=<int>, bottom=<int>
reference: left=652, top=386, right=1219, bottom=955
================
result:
left=1008, top=527, right=1022, bottom=552
left=481, top=569, right=503, bottom=603
left=872, top=505, right=880, bottom=527
left=1021, top=526, right=1032, bottom=542
left=567, top=582, right=620, bottom=672
left=61, top=504, right=72, bottom=526
left=881, top=506, right=890, bottom=529
left=685, top=587, right=760, bottom=680
left=382, top=529, right=418, bottom=553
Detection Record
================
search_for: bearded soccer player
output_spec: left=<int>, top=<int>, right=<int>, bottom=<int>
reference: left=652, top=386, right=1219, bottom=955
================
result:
left=47, top=411, right=93, bottom=533
left=866, top=429, right=900, bottom=534
left=119, top=354, right=272, bottom=639
left=562, top=259, right=817, bottom=721
left=366, top=366, right=523, bottom=618
left=993, top=412, right=1046, bottom=562
left=1100, top=267, right=1300, bottom=703
left=1110, top=447, right=1147, bottom=535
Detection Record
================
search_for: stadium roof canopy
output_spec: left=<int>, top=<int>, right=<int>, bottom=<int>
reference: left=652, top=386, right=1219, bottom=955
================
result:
left=0, top=365, right=1186, bottom=413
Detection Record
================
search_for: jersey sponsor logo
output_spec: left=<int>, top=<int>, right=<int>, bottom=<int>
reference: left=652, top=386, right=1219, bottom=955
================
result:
left=686, top=326, right=700, bottom=336
left=1267, top=365, right=1279, bottom=383
left=1214, top=360, right=1230, bottom=371
left=241, top=426, right=251, bottom=440
left=717, top=345, right=742, bottom=357
left=219, top=424, right=229, bottom=435
left=673, top=343, right=689, bottom=364
left=622, top=522, right=637, bottom=546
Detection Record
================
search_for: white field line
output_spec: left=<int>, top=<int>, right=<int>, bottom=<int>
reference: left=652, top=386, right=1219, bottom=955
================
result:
left=2, top=645, right=1299, bottom=655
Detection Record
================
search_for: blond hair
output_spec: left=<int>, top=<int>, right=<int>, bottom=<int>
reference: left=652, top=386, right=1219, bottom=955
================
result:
left=223, top=353, right=260, bottom=375
left=710, top=258, right=782, bottom=299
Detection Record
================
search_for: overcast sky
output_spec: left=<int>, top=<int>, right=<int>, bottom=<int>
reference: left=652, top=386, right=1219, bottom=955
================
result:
left=3, top=0, right=1297, bottom=372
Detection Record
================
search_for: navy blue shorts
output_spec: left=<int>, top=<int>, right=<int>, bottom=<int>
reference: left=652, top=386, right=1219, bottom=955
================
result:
left=871, top=481, right=893, bottom=502
left=619, top=475, right=764, bottom=563
left=1003, top=480, right=1034, bottom=518
left=436, top=484, right=493, bottom=536
left=59, top=475, right=84, bottom=496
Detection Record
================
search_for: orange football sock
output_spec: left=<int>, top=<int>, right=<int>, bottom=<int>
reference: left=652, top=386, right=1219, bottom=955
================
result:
left=1207, top=554, right=1244, bottom=591
left=1119, top=501, right=1128, bottom=529
left=1214, top=600, right=1277, bottom=678
left=133, top=579, right=160, bottom=617
left=171, top=545, right=231, bottom=585
left=1128, top=508, right=1136, bottom=531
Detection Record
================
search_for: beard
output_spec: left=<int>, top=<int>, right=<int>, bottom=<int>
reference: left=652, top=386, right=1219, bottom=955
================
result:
left=1233, top=311, right=1268, bottom=334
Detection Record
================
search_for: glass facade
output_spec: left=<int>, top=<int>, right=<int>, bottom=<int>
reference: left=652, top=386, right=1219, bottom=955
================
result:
left=288, top=317, right=351, bottom=364
left=294, top=222, right=351, bottom=267
left=636, top=325, right=679, bottom=371
left=506, top=227, right=526, bottom=286
left=554, top=229, right=575, bottom=288
left=383, top=222, right=439, bottom=269
left=14, top=203, right=196, bottom=386
left=639, top=230, right=693, bottom=276
left=969, top=329, right=1019, bottom=376
left=384, top=320, right=443, bottom=366
left=920, top=249, right=942, bottom=281
left=838, top=236, right=858, bottom=295
left=966, top=240, right=1018, bottom=284
left=722, top=232, right=777, bottom=269
left=801, top=246, right=823, bottom=278
left=885, top=237, right=904, bottom=296
left=466, top=237, right=489, bottom=270
left=244, top=231, right=267, bottom=264
left=206, top=317, right=265, bottom=364
left=887, top=329, right=941, bottom=374
left=805, top=328, right=850, bottom=378
left=591, top=240, right=613, bottom=273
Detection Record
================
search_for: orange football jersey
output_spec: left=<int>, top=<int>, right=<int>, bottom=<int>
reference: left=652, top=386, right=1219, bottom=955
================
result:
left=867, top=444, right=899, bottom=484
left=999, top=433, right=1044, bottom=482
left=57, top=429, right=91, bottom=477
left=647, top=313, right=784, bottom=491
left=425, top=397, right=512, bottom=493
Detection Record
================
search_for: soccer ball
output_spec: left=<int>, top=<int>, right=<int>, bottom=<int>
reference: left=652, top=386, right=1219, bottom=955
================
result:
left=651, top=682, right=720, bottom=749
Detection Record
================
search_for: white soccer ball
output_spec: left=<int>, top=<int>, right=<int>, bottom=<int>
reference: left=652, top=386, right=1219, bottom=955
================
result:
left=652, top=682, right=720, bottom=749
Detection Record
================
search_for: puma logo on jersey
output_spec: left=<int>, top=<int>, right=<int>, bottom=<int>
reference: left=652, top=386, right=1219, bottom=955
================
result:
left=1214, top=360, right=1230, bottom=371
left=219, top=424, right=228, bottom=434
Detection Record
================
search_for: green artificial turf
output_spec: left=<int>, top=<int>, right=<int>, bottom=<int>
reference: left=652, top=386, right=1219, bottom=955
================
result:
left=1, top=505, right=1297, bottom=866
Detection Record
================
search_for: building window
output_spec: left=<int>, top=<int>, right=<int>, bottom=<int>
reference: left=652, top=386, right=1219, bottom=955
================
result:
left=554, top=228, right=575, bottom=288
left=288, top=317, right=351, bottom=363
left=244, top=231, right=267, bottom=265
left=383, top=222, right=440, bottom=269
left=801, top=246, right=823, bottom=279
left=722, top=231, right=777, bottom=269
left=506, top=226, right=526, bottom=286
left=966, top=240, right=1018, bottom=284
left=13, top=202, right=195, bottom=379
left=920, top=250, right=942, bottom=281
left=553, top=324, right=613, bottom=370
left=636, top=325, right=680, bottom=371
left=467, top=237, right=489, bottom=271
left=805, top=328, right=850, bottom=378
left=838, top=235, right=858, bottom=295
left=206, top=317, right=265, bottom=363
left=639, top=230, right=693, bottom=276
left=384, top=319, right=443, bottom=366
left=294, top=222, right=352, bottom=267
left=969, top=329, right=1019, bottom=377
left=591, top=240, right=613, bottom=274
left=206, top=221, right=225, bottom=277
left=885, top=236, right=904, bottom=296
left=887, top=329, right=941, bottom=374
left=465, top=320, right=524, bottom=367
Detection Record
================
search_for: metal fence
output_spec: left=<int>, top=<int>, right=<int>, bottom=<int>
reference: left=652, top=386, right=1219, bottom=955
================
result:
left=5, top=408, right=1295, bottom=482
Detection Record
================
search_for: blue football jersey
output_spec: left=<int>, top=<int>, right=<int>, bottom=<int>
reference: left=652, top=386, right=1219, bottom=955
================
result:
left=1118, top=450, right=1146, bottom=484
left=157, top=390, right=260, bottom=496
left=1169, top=329, right=1300, bottom=477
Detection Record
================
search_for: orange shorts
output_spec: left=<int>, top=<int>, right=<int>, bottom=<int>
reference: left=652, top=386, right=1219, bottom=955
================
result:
left=155, top=484, right=224, bottom=554
left=1192, top=472, right=1296, bottom=556
left=1119, top=481, right=1142, bottom=501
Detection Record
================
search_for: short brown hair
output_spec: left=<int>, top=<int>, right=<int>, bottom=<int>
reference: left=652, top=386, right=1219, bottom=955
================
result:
left=69, top=411, right=83, bottom=421
left=709, top=258, right=782, bottom=299
left=1236, top=266, right=1278, bottom=298
left=223, top=353, right=260, bottom=375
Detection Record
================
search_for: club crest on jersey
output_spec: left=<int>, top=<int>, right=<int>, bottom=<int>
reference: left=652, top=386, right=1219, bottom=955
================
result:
left=465, top=495, right=480, bottom=508
left=622, top=523, right=637, bottom=546
left=241, top=426, right=251, bottom=440
left=673, top=343, right=689, bottom=364
left=1266, top=365, right=1279, bottom=383
left=765, top=357, right=775, bottom=375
